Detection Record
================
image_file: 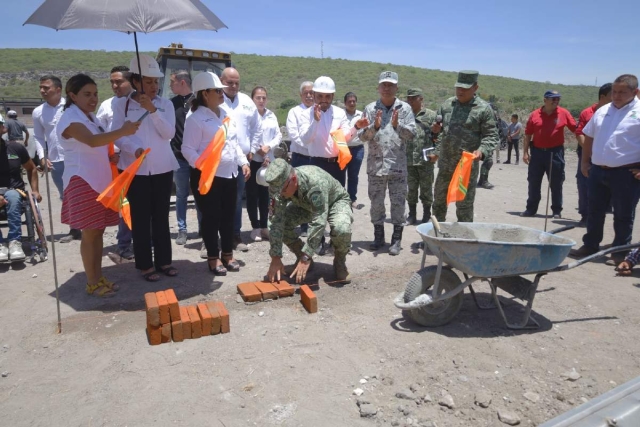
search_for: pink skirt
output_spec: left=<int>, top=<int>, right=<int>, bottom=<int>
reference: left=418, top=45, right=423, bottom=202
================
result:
left=61, top=176, right=119, bottom=230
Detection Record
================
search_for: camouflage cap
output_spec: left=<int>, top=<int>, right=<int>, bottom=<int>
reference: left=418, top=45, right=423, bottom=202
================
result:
left=454, top=70, right=479, bottom=89
left=379, top=71, right=398, bottom=84
left=265, top=158, right=293, bottom=193
left=406, top=88, right=423, bottom=97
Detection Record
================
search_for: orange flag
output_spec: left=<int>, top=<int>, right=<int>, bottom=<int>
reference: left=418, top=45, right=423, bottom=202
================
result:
left=97, top=148, right=151, bottom=229
left=330, top=129, right=352, bottom=170
left=446, top=151, right=475, bottom=205
left=195, top=117, right=230, bottom=194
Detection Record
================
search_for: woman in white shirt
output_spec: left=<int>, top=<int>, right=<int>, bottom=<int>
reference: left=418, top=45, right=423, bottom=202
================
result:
left=112, top=54, right=178, bottom=282
left=247, top=86, right=282, bottom=242
left=182, top=72, right=250, bottom=275
left=56, top=74, right=140, bottom=297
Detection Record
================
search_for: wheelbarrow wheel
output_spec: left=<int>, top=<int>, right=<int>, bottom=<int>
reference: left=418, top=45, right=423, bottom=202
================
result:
left=403, top=266, right=463, bottom=327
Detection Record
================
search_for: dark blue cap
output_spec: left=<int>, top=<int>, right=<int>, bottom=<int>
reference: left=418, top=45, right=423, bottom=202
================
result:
left=544, top=90, right=561, bottom=98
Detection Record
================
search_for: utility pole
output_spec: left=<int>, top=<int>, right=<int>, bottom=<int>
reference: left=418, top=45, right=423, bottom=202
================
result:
left=321, top=41, right=324, bottom=59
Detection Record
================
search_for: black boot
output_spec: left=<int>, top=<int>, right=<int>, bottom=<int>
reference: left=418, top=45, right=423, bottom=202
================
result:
left=389, top=225, right=404, bottom=256
left=369, top=225, right=385, bottom=251
left=421, top=205, right=431, bottom=224
left=406, top=204, right=417, bottom=225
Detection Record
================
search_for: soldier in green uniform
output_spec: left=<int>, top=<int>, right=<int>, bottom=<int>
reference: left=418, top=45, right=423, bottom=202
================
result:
left=405, top=88, right=437, bottom=225
left=430, top=71, right=499, bottom=222
left=265, top=159, right=352, bottom=284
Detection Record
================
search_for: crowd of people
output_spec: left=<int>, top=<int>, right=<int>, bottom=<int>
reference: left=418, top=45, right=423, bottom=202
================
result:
left=1, top=55, right=639, bottom=296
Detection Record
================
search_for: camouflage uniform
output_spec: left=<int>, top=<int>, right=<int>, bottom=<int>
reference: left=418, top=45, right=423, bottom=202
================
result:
left=407, top=108, right=437, bottom=208
left=478, top=109, right=507, bottom=186
left=432, top=71, right=499, bottom=222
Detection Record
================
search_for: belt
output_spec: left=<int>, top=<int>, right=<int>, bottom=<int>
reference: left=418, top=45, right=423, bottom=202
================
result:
left=596, top=163, right=640, bottom=170
left=532, top=145, right=563, bottom=151
left=311, top=156, right=338, bottom=163
left=292, top=153, right=310, bottom=158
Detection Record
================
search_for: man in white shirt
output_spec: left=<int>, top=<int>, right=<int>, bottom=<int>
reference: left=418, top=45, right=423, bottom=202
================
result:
left=32, top=75, right=80, bottom=243
left=220, top=67, right=262, bottom=252
left=570, top=74, right=640, bottom=262
left=344, top=92, right=364, bottom=207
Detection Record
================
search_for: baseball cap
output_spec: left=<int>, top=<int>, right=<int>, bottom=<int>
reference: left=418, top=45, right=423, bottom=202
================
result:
left=454, top=70, right=479, bottom=89
left=7, top=110, right=17, bottom=117
left=313, top=76, right=336, bottom=94
left=265, top=159, right=293, bottom=194
left=379, top=71, right=398, bottom=84
left=544, top=90, right=561, bottom=98
left=130, top=54, right=164, bottom=78
left=192, top=72, right=226, bottom=93
left=406, top=88, right=423, bottom=97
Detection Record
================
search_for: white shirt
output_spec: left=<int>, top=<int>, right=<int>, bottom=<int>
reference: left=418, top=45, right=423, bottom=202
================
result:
left=286, top=104, right=311, bottom=156
left=346, top=109, right=364, bottom=147
left=584, top=98, right=640, bottom=167
left=299, top=105, right=355, bottom=157
left=252, top=108, right=282, bottom=163
left=96, top=96, right=116, bottom=131
left=32, top=98, right=66, bottom=162
left=111, top=93, right=179, bottom=175
left=181, top=106, right=248, bottom=179
left=222, top=92, right=263, bottom=156
left=55, top=104, right=112, bottom=193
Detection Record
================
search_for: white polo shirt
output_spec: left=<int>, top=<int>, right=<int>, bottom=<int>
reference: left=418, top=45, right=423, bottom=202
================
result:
left=286, top=104, right=311, bottom=156
left=252, top=108, right=282, bottom=163
left=299, top=105, right=356, bottom=158
left=584, top=98, right=640, bottom=167
left=32, top=98, right=65, bottom=162
left=222, top=92, right=263, bottom=156
left=346, top=109, right=364, bottom=147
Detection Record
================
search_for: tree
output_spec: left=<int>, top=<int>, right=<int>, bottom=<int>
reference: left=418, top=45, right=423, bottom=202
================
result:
left=280, top=99, right=297, bottom=110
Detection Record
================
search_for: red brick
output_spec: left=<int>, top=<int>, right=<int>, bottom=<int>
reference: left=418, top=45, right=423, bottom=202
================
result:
left=214, top=301, right=230, bottom=334
left=237, top=282, right=262, bottom=302
left=205, top=301, right=221, bottom=335
left=155, top=291, right=170, bottom=325
left=187, top=306, right=202, bottom=339
left=272, top=280, right=295, bottom=298
left=171, top=320, right=184, bottom=342
left=144, top=292, right=160, bottom=327
left=164, top=289, right=180, bottom=322
left=254, top=282, right=279, bottom=300
left=147, top=324, right=161, bottom=345
left=161, top=323, right=171, bottom=343
left=197, top=303, right=213, bottom=336
left=179, top=306, right=192, bottom=339
left=300, top=285, right=317, bottom=314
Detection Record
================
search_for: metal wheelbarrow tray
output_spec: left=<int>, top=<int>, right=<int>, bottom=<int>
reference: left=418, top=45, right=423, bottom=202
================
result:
left=394, top=222, right=640, bottom=330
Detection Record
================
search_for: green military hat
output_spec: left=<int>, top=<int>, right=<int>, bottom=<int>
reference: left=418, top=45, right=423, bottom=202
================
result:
left=454, top=70, right=479, bottom=89
left=406, top=88, right=423, bottom=97
left=265, top=158, right=293, bottom=193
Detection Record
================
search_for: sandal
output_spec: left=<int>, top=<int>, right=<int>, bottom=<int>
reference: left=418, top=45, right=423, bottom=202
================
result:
left=157, top=265, right=178, bottom=277
left=86, top=282, right=116, bottom=298
left=99, top=276, right=120, bottom=291
left=615, top=262, right=632, bottom=276
left=208, top=257, right=227, bottom=276
left=221, top=253, right=240, bottom=272
left=142, top=270, right=161, bottom=282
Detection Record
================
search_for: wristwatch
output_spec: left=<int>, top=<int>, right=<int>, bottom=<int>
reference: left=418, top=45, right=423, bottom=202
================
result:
left=301, top=254, right=311, bottom=263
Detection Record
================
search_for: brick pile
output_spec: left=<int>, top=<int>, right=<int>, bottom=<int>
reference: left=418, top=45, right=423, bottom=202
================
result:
left=237, top=280, right=317, bottom=314
left=145, top=289, right=230, bottom=346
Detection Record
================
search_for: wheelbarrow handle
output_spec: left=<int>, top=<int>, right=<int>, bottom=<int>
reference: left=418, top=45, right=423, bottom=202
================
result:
left=554, top=243, right=640, bottom=271
left=547, top=225, right=575, bottom=234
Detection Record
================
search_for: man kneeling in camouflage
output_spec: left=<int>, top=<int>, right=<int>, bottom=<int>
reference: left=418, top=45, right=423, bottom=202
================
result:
left=265, top=159, right=352, bottom=284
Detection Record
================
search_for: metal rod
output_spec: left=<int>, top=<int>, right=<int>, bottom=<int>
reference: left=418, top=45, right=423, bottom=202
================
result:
left=43, top=149, right=62, bottom=334
left=544, top=152, right=553, bottom=232
left=133, top=32, right=144, bottom=94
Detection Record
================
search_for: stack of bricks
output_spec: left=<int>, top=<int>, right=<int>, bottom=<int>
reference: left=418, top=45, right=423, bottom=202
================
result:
left=145, top=289, right=230, bottom=346
left=237, top=280, right=317, bottom=314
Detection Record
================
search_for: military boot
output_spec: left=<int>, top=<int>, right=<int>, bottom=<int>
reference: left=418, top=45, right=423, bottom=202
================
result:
left=333, top=254, right=351, bottom=284
left=369, top=225, right=385, bottom=251
left=421, top=205, right=431, bottom=225
left=389, top=225, right=404, bottom=256
left=284, top=239, right=314, bottom=275
left=406, top=204, right=417, bottom=225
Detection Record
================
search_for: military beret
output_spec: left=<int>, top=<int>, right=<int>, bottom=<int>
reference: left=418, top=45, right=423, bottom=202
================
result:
left=265, top=158, right=292, bottom=193
left=454, top=70, right=479, bottom=89
left=406, top=88, right=423, bottom=97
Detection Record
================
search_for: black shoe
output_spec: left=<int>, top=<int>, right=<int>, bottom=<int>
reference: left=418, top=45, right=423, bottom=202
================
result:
left=479, top=181, right=494, bottom=189
left=552, top=214, right=561, bottom=219
left=406, top=204, right=417, bottom=225
left=578, top=217, right=587, bottom=227
left=420, top=206, right=432, bottom=225
left=515, top=161, right=519, bottom=165
left=569, top=245, right=599, bottom=258
left=503, top=160, right=511, bottom=164
left=520, top=210, right=536, bottom=217
left=370, top=225, right=385, bottom=251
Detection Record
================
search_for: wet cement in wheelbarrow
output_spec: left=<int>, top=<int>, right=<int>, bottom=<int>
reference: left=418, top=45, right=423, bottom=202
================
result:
left=436, top=224, right=530, bottom=243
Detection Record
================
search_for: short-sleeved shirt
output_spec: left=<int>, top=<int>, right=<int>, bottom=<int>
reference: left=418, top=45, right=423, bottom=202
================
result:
left=508, top=122, right=522, bottom=139
left=575, top=103, right=598, bottom=155
left=0, top=141, right=30, bottom=190
left=525, top=106, right=577, bottom=148
left=5, top=119, right=27, bottom=141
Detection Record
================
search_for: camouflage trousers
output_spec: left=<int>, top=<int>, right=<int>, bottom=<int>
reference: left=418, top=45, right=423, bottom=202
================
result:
left=281, top=200, right=352, bottom=257
left=368, top=174, right=407, bottom=225
left=479, top=146, right=500, bottom=181
left=407, top=164, right=434, bottom=206
left=432, top=161, right=480, bottom=222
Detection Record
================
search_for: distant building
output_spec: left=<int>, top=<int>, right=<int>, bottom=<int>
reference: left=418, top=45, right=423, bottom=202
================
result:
left=0, top=98, right=43, bottom=127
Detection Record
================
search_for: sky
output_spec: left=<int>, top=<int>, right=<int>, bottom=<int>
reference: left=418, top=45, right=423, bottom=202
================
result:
left=4, top=0, right=639, bottom=86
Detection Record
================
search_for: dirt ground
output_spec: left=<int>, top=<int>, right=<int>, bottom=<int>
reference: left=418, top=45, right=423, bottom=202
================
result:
left=1, top=149, right=639, bottom=427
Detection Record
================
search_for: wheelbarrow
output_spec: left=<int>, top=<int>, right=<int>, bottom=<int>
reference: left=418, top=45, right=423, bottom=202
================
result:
left=394, top=220, right=640, bottom=330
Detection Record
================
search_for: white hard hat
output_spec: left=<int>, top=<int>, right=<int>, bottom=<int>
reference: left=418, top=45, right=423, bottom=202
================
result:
left=256, top=165, right=269, bottom=187
left=7, top=110, right=17, bottom=117
left=192, top=72, right=227, bottom=93
left=313, top=76, right=335, bottom=94
left=130, top=54, right=164, bottom=78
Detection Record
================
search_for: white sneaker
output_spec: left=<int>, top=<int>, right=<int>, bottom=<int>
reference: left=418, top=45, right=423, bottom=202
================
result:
left=8, top=240, right=25, bottom=261
left=250, top=229, right=262, bottom=242
left=261, top=228, right=270, bottom=240
left=0, top=243, right=8, bottom=262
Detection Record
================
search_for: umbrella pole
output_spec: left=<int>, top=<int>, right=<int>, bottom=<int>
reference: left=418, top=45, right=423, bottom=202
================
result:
left=133, top=32, right=144, bottom=94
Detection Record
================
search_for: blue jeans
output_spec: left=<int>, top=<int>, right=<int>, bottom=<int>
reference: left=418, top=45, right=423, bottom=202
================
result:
left=50, top=160, right=65, bottom=200
left=117, top=217, right=132, bottom=251
left=525, top=146, right=565, bottom=215
left=174, top=158, right=191, bottom=232
left=346, top=145, right=364, bottom=202
left=576, top=149, right=589, bottom=220
left=234, top=167, right=246, bottom=236
left=583, top=165, right=640, bottom=253
left=0, top=190, right=22, bottom=242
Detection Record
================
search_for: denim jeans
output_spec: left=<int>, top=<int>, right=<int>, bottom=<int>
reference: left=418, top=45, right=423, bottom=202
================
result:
left=525, top=146, right=565, bottom=215
left=173, top=157, right=191, bottom=232
left=234, top=166, right=246, bottom=236
left=117, top=217, right=132, bottom=251
left=50, top=160, right=65, bottom=200
left=576, top=149, right=589, bottom=220
left=346, top=145, right=364, bottom=202
left=583, top=165, right=640, bottom=253
left=0, top=189, right=22, bottom=242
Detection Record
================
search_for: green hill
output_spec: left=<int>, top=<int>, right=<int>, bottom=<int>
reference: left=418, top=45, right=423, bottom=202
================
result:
left=0, top=48, right=598, bottom=125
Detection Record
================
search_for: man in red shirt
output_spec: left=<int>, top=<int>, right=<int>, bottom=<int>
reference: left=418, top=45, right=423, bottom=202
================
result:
left=521, top=90, right=577, bottom=218
left=575, top=83, right=612, bottom=226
